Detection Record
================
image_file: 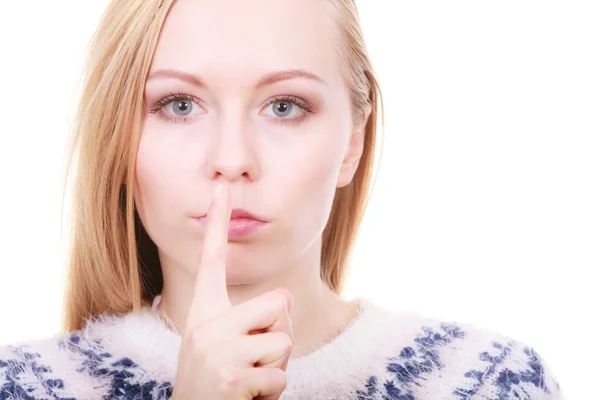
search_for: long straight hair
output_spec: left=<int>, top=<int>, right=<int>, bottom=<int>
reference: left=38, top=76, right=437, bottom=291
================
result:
left=61, top=0, right=384, bottom=332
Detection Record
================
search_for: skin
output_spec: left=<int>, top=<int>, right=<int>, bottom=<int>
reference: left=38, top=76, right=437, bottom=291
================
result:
left=133, top=0, right=371, bottom=362
left=173, top=184, right=296, bottom=398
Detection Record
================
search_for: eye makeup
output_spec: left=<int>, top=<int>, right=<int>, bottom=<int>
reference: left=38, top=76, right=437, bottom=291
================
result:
left=147, top=91, right=316, bottom=126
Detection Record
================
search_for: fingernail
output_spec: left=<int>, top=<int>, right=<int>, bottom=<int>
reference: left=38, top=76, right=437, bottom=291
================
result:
left=288, top=314, right=295, bottom=344
left=285, top=293, right=294, bottom=314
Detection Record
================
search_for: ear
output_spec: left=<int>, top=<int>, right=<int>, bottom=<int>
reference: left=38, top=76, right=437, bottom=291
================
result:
left=337, top=103, right=373, bottom=188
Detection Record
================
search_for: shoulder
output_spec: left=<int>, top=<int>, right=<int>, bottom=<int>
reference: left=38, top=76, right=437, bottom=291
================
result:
left=359, top=300, right=563, bottom=399
left=0, top=332, right=89, bottom=398
left=435, top=319, right=563, bottom=400
left=0, top=309, right=174, bottom=399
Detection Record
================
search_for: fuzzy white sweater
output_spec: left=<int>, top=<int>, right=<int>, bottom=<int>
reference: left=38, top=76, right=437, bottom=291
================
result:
left=0, top=297, right=562, bottom=399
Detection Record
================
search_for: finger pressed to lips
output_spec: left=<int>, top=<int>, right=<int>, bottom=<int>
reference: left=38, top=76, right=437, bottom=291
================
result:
left=187, top=183, right=233, bottom=329
left=184, top=183, right=294, bottom=361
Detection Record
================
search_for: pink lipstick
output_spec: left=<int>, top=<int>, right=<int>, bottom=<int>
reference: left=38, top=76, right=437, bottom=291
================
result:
left=193, top=208, right=267, bottom=239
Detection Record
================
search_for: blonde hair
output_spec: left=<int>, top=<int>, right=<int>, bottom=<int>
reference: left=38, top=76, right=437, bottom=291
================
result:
left=61, top=0, right=384, bottom=332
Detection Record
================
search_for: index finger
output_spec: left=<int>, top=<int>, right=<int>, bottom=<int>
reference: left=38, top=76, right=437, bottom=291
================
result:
left=186, top=182, right=232, bottom=330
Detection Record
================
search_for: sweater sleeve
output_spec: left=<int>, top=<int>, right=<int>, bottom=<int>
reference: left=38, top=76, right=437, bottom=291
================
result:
left=473, top=341, right=563, bottom=400
left=0, top=342, right=61, bottom=399
left=2, top=333, right=174, bottom=400
left=1, top=344, right=24, bottom=396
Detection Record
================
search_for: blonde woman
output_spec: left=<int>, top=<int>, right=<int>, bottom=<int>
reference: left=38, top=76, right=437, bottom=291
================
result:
left=0, top=0, right=562, bottom=399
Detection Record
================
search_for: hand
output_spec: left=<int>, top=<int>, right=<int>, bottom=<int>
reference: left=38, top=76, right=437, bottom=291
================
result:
left=172, top=183, right=295, bottom=400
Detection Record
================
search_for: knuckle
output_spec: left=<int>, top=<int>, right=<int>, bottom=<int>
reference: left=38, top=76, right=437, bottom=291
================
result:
left=272, top=332, right=293, bottom=352
left=271, top=368, right=288, bottom=392
left=220, top=367, right=244, bottom=392
left=268, top=290, right=288, bottom=311
left=272, top=288, right=293, bottom=312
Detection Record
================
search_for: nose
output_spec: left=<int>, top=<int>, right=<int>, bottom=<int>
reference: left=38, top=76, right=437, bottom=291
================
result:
left=205, top=114, right=258, bottom=183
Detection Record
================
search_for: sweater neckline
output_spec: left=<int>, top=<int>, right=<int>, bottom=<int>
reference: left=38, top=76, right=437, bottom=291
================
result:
left=150, top=294, right=366, bottom=362
left=149, top=295, right=375, bottom=362
left=86, top=295, right=416, bottom=397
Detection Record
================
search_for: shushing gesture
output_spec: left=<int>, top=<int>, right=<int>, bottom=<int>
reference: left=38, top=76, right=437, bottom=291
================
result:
left=172, top=183, right=295, bottom=399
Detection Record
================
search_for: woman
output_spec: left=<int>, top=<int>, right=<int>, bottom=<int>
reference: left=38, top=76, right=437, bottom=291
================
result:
left=0, top=0, right=562, bottom=399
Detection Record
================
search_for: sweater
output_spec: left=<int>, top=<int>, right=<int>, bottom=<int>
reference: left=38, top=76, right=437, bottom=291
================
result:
left=0, top=296, right=562, bottom=399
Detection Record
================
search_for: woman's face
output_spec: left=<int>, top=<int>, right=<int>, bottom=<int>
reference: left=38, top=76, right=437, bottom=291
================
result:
left=134, top=0, right=366, bottom=284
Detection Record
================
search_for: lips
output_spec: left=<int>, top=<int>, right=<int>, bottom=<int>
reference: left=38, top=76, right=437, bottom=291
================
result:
left=195, top=208, right=267, bottom=222
left=193, top=208, right=268, bottom=239
left=229, top=208, right=266, bottom=222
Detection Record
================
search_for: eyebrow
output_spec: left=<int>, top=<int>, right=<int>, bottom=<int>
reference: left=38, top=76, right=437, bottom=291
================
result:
left=146, top=68, right=327, bottom=89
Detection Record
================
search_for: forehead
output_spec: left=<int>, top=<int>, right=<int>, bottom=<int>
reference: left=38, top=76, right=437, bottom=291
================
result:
left=150, top=0, right=344, bottom=89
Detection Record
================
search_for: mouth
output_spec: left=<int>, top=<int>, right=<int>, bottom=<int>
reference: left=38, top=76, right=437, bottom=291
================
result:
left=229, top=208, right=267, bottom=222
left=192, top=208, right=268, bottom=239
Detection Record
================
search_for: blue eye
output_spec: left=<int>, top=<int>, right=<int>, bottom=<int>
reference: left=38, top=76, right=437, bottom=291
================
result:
left=270, top=101, right=298, bottom=118
left=262, top=96, right=314, bottom=125
left=170, top=100, right=195, bottom=116
left=150, top=92, right=315, bottom=126
left=149, top=92, right=203, bottom=123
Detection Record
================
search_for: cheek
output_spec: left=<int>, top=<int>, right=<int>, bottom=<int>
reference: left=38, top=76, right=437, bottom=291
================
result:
left=133, top=130, right=190, bottom=225
left=269, top=130, right=348, bottom=236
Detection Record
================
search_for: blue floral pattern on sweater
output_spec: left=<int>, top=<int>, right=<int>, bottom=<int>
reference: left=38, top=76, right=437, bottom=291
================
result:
left=1, top=334, right=173, bottom=399
left=354, top=324, right=560, bottom=400
left=1, top=303, right=562, bottom=399
left=0, top=346, right=75, bottom=400
left=358, top=323, right=466, bottom=399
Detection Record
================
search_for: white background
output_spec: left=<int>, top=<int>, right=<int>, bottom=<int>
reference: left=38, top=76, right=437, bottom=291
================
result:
left=0, top=1, right=598, bottom=398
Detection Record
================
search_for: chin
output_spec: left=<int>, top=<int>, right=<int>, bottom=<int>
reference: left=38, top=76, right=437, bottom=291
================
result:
left=224, top=253, right=282, bottom=285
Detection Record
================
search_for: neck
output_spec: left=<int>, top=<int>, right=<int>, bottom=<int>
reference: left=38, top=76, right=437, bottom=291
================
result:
left=157, top=239, right=358, bottom=359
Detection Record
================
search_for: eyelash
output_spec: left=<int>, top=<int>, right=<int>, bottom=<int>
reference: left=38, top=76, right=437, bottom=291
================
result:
left=148, top=91, right=314, bottom=126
